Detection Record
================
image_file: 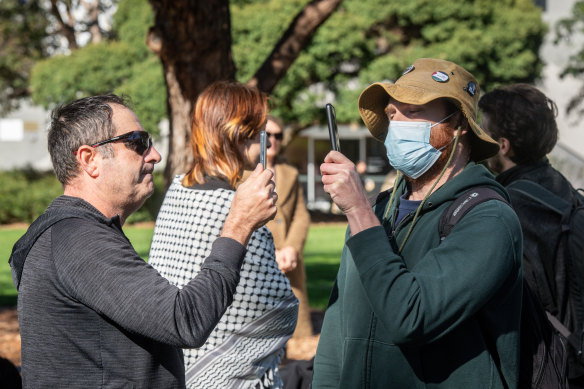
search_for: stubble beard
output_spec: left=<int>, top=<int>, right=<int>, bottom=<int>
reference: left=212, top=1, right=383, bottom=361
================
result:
left=487, top=154, right=504, bottom=175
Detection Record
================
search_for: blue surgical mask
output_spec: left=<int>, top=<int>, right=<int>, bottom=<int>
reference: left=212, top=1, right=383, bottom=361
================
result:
left=384, top=113, right=455, bottom=179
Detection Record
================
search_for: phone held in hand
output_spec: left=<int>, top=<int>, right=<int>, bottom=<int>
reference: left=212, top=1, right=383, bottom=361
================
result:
left=326, top=103, right=341, bottom=152
left=260, top=130, right=267, bottom=169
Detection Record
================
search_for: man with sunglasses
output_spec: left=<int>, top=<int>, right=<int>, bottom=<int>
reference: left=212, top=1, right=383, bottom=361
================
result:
left=9, top=94, right=278, bottom=388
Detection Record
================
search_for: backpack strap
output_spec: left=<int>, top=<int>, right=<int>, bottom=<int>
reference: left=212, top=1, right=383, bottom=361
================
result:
left=371, top=189, right=392, bottom=222
left=507, top=179, right=572, bottom=222
left=439, top=187, right=508, bottom=241
left=546, top=311, right=583, bottom=355
left=508, top=179, right=584, bottom=357
left=441, top=182, right=583, bottom=358
left=370, top=189, right=390, bottom=208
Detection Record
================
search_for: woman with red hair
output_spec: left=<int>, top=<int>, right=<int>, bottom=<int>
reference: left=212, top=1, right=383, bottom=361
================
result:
left=149, top=81, right=298, bottom=388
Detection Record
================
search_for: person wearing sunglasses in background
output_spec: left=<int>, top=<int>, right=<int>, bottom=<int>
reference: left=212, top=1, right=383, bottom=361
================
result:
left=9, top=94, right=278, bottom=388
left=261, top=116, right=313, bottom=342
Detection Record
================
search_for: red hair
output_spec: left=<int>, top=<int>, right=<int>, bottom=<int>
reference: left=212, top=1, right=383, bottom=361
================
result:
left=183, top=81, right=268, bottom=188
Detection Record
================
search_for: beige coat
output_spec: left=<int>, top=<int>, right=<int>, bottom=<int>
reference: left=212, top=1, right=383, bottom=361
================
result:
left=267, top=162, right=310, bottom=254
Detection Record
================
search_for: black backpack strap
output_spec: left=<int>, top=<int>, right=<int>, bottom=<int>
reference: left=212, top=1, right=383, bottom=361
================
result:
left=439, top=187, right=508, bottom=241
left=370, top=189, right=391, bottom=207
left=371, top=189, right=392, bottom=221
left=507, top=179, right=572, bottom=220
left=507, top=179, right=584, bottom=348
left=546, top=311, right=583, bottom=355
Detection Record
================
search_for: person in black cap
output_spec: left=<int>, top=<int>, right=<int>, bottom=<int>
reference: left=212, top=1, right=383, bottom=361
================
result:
left=312, top=58, right=523, bottom=388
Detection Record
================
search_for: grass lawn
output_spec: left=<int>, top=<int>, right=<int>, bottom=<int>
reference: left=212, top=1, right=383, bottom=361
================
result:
left=0, top=222, right=346, bottom=310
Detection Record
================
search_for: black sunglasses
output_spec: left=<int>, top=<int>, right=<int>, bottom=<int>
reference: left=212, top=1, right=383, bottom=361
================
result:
left=74, top=131, right=153, bottom=155
left=267, top=132, right=283, bottom=141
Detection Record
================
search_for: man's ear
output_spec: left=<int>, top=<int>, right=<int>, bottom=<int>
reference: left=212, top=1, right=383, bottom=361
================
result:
left=75, top=146, right=100, bottom=178
left=498, top=137, right=513, bottom=157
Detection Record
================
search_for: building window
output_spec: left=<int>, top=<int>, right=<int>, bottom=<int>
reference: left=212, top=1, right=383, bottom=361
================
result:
left=0, top=119, right=24, bottom=142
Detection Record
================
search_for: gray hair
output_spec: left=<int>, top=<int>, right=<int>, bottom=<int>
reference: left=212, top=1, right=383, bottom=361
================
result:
left=47, top=94, right=131, bottom=185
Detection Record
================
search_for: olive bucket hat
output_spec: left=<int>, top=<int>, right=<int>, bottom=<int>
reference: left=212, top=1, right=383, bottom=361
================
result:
left=358, top=58, right=499, bottom=162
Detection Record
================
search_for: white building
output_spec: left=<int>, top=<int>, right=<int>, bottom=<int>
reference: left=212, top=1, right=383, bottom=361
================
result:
left=540, top=0, right=584, bottom=188
left=0, top=101, right=52, bottom=171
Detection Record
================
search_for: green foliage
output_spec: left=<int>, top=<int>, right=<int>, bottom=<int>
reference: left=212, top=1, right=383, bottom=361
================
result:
left=0, top=169, right=164, bottom=225
left=0, top=169, right=63, bottom=224
left=28, top=0, right=545, bottom=135
left=31, top=42, right=137, bottom=104
left=232, top=0, right=545, bottom=126
left=29, top=0, right=166, bottom=135
left=0, top=0, right=51, bottom=114
left=556, top=0, right=584, bottom=114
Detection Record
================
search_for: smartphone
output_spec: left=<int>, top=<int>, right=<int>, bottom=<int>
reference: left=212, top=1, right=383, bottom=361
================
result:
left=260, top=130, right=267, bottom=168
left=326, top=103, right=341, bottom=152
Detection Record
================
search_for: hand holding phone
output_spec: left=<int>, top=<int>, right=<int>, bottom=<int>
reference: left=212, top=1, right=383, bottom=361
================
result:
left=326, top=103, right=341, bottom=152
left=260, top=130, right=267, bottom=168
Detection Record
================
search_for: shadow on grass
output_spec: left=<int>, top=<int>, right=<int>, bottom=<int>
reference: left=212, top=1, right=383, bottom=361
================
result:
left=0, top=295, right=17, bottom=306
left=305, top=262, right=339, bottom=311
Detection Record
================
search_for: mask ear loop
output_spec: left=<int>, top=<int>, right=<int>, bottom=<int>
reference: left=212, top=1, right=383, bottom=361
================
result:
left=383, top=112, right=457, bottom=224
left=397, top=126, right=462, bottom=254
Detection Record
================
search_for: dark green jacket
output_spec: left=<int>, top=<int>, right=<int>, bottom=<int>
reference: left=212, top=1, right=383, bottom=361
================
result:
left=313, top=163, right=523, bottom=388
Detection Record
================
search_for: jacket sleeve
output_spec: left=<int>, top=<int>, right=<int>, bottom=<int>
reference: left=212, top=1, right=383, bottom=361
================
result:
left=51, top=218, right=246, bottom=348
left=346, top=200, right=522, bottom=346
left=312, top=280, right=342, bottom=388
left=282, top=177, right=311, bottom=253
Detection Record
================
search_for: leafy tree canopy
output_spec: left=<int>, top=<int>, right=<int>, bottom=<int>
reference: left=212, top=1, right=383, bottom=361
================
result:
left=30, top=0, right=165, bottom=134
left=0, top=0, right=52, bottom=114
left=232, top=0, right=544, bottom=126
left=29, top=0, right=545, bottom=134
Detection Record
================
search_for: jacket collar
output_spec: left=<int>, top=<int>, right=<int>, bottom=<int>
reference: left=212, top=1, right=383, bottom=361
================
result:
left=495, top=158, right=550, bottom=187
left=9, top=195, right=122, bottom=290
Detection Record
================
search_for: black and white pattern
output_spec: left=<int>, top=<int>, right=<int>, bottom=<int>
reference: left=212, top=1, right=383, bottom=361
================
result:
left=149, top=176, right=298, bottom=389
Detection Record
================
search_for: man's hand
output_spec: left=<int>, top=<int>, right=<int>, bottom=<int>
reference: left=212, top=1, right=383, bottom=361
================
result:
left=276, top=246, right=298, bottom=273
left=320, top=151, right=380, bottom=235
left=222, top=164, right=277, bottom=246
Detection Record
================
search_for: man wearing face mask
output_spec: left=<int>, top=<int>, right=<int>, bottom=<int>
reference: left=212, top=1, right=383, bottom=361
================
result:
left=312, top=58, right=523, bottom=388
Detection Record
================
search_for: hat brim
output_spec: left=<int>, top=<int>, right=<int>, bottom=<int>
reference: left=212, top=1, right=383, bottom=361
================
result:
left=358, top=82, right=499, bottom=162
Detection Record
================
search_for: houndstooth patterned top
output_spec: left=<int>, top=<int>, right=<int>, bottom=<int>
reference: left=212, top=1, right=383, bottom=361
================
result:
left=149, top=175, right=298, bottom=389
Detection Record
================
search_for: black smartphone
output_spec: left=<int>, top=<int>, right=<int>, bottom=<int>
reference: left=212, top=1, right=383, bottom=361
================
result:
left=326, top=103, right=341, bottom=152
left=260, top=130, right=267, bottom=168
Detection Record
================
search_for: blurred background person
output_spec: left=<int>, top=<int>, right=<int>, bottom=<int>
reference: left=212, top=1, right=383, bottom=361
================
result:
left=149, top=81, right=298, bottom=389
left=263, top=115, right=313, bottom=341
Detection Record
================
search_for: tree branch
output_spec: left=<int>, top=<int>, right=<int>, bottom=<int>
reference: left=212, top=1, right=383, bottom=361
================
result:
left=50, top=0, right=78, bottom=49
left=248, top=0, right=342, bottom=93
left=82, top=0, right=102, bottom=43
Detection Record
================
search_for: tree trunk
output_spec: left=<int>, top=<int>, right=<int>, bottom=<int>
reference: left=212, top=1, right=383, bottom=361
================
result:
left=148, top=0, right=236, bottom=187
left=148, top=0, right=341, bottom=187
left=50, top=0, right=78, bottom=50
